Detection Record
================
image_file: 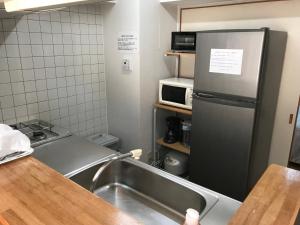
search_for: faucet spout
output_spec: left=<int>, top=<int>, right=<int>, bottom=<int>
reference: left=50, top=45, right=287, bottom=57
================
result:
left=89, top=149, right=142, bottom=193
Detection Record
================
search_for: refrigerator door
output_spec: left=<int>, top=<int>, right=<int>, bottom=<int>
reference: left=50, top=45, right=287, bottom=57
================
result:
left=290, top=108, right=300, bottom=164
left=194, top=30, right=265, bottom=99
left=290, top=128, right=300, bottom=164
left=189, top=96, right=256, bottom=200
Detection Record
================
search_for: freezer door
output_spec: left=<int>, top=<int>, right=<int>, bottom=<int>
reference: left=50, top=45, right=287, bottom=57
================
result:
left=194, top=30, right=265, bottom=99
left=189, top=97, right=256, bottom=200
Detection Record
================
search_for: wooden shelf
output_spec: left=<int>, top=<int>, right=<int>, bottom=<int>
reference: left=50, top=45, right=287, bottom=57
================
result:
left=164, top=51, right=195, bottom=57
left=157, top=138, right=190, bottom=155
left=154, top=103, right=192, bottom=115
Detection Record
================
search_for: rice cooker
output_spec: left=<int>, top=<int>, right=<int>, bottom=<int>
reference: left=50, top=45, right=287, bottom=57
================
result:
left=164, top=151, right=189, bottom=176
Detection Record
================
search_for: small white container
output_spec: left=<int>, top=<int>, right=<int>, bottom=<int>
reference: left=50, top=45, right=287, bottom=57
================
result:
left=183, top=208, right=200, bottom=225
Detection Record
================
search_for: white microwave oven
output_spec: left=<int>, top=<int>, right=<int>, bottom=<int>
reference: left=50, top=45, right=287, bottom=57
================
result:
left=159, top=78, right=193, bottom=109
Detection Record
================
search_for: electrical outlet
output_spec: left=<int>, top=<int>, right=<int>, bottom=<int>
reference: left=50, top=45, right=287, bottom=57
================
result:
left=122, top=56, right=132, bottom=72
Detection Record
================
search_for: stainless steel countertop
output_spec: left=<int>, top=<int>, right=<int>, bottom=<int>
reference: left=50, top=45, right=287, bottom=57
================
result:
left=33, top=135, right=117, bottom=178
left=202, top=193, right=240, bottom=225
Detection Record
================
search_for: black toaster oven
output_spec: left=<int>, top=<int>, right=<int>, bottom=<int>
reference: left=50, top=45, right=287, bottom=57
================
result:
left=171, top=32, right=196, bottom=52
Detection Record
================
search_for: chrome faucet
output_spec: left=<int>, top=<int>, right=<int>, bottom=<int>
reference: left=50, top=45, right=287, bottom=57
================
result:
left=89, top=149, right=142, bottom=193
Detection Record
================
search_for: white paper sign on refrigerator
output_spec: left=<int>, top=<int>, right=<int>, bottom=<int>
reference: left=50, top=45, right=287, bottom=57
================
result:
left=209, top=49, right=244, bottom=75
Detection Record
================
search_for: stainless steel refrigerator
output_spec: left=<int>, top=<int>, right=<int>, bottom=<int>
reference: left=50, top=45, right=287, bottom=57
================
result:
left=189, top=28, right=287, bottom=201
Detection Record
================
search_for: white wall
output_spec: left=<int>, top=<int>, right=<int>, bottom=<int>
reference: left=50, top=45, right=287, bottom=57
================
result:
left=103, top=0, right=141, bottom=152
left=180, top=0, right=300, bottom=166
left=103, top=0, right=177, bottom=160
left=139, top=1, right=177, bottom=160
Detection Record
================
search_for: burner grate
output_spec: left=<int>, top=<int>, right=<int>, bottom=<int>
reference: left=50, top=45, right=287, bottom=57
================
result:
left=30, top=131, right=48, bottom=141
left=10, top=119, right=70, bottom=147
left=14, top=119, right=53, bottom=136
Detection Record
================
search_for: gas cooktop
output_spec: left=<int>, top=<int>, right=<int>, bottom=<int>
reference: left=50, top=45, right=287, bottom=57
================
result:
left=10, top=119, right=71, bottom=147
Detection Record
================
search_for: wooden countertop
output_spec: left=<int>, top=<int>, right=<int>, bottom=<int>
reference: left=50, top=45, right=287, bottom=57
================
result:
left=229, top=164, right=300, bottom=225
left=0, top=157, right=140, bottom=225
left=2, top=157, right=299, bottom=225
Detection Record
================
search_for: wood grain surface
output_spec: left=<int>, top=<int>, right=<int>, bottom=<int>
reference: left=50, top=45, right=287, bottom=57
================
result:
left=156, top=138, right=190, bottom=155
left=154, top=103, right=192, bottom=116
left=229, top=164, right=300, bottom=225
left=0, top=157, right=141, bottom=225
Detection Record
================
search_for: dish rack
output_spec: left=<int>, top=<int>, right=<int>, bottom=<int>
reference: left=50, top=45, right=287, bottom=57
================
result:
left=150, top=159, right=163, bottom=168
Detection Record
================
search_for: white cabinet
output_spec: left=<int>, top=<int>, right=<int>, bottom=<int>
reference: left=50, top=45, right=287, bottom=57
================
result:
left=3, top=0, right=116, bottom=12
left=160, top=0, right=277, bottom=7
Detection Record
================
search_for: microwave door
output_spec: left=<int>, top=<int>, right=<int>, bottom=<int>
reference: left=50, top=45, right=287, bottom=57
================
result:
left=161, top=85, right=186, bottom=105
left=162, top=85, right=186, bottom=104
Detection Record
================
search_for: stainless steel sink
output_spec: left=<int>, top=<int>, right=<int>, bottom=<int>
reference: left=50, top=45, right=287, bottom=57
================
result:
left=70, top=159, right=218, bottom=225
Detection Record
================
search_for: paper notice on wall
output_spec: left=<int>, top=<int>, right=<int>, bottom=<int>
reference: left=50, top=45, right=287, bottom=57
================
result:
left=117, top=32, right=139, bottom=53
left=209, top=49, right=243, bottom=75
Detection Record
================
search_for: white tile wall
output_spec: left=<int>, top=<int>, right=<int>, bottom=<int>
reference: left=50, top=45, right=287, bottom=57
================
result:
left=0, top=4, right=107, bottom=136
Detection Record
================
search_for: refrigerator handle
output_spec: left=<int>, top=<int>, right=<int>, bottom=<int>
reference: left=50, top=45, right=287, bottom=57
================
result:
left=192, top=92, right=215, bottom=99
left=193, top=92, right=256, bottom=108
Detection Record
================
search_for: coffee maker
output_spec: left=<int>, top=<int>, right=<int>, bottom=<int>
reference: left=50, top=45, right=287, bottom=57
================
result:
left=164, top=116, right=182, bottom=144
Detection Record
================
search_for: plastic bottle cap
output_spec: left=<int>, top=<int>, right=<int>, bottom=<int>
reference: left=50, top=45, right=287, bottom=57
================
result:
left=185, top=208, right=200, bottom=225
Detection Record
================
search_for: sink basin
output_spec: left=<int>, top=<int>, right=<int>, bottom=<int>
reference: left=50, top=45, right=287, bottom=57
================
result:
left=70, top=159, right=218, bottom=225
